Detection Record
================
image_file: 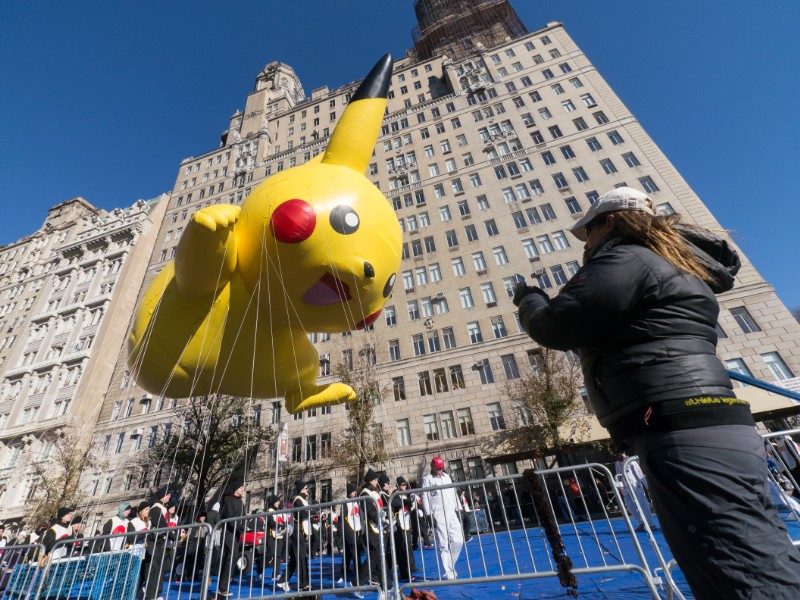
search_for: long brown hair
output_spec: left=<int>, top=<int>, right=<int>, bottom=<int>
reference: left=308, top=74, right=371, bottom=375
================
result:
left=611, top=211, right=714, bottom=284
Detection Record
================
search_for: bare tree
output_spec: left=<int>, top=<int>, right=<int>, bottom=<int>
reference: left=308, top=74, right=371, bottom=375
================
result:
left=140, top=395, right=274, bottom=510
left=25, top=428, right=102, bottom=527
left=500, top=348, right=592, bottom=467
left=792, top=306, right=800, bottom=324
left=330, top=355, right=389, bottom=483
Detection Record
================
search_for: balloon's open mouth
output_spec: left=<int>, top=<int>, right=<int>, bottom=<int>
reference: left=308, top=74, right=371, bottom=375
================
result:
left=355, top=310, right=381, bottom=330
left=303, top=273, right=352, bottom=306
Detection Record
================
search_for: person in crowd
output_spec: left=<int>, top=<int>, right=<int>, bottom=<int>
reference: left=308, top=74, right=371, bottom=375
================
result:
left=422, top=457, right=463, bottom=580
left=514, top=186, right=800, bottom=599
left=40, top=507, right=74, bottom=561
left=214, top=479, right=245, bottom=599
left=458, top=490, right=474, bottom=543
left=337, top=483, right=363, bottom=593
left=0, top=524, right=6, bottom=548
left=392, top=477, right=417, bottom=581
left=144, top=487, right=175, bottom=600
left=358, top=469, right=387, bottom=588
left=277, top=481, right=311, bottom=593
left=615, top=452, right=657, bottom=532
left=68, top=516, right=87, bottom=556
left=180, top=512, right=208, bottom=583
left=264, top=495, right=286, bottom=581
left=127, top=501, right=150, bottom=549
left=377, top=474, right=393, bottom=576
left=102, top=503, right=132, bottom=551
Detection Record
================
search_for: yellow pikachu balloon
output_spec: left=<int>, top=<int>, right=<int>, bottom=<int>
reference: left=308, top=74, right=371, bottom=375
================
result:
left=129, top=55, right=401, bottom=413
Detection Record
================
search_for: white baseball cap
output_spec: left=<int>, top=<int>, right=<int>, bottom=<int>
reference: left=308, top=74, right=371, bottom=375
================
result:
left=570, top=187, right=656, bottom=241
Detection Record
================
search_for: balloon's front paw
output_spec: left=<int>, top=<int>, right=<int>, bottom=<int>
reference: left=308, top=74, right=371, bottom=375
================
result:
left=192, top=205, right=241, bottom=232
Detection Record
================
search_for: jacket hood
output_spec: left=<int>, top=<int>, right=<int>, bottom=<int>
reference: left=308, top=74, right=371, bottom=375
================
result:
left=674, top=225, right=741, bottom=293
left=118, top=503, right=132, bottom=520
left=222, top=478, right=244, bottom=496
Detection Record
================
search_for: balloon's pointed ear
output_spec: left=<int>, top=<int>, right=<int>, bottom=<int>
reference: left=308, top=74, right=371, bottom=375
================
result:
left=321, top=54, right=393, bottom=174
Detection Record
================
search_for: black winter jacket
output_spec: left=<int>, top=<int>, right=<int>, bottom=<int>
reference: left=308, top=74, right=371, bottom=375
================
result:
left=517, top=229, right=741, bottom=439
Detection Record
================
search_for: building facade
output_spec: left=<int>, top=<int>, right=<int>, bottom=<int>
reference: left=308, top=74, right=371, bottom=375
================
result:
left=87, top=0, right=800, bottom=518
left=0, top=196, right=167, bottom=523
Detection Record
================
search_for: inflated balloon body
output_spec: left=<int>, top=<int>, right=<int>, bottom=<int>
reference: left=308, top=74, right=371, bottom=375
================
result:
left=129, top=55, right=401, bottom=414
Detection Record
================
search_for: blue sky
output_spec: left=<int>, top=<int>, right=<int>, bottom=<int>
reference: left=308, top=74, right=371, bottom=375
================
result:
left=2, top=1, right=798, bottom=309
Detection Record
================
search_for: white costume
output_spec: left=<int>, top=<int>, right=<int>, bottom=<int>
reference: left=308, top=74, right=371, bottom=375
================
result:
left=615, top=457, right=655, bottom=529
left=422, top=470, right=463, bottom=579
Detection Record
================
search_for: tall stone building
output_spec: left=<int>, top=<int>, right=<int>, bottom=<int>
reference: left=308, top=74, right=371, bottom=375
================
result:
left=88, top=0, right=800, bottom=519
left=0, top=196, right=167, bottom=523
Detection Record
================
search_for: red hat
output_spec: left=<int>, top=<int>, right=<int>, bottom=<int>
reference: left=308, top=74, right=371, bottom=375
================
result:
left=431, top=457, right=445, bottom=470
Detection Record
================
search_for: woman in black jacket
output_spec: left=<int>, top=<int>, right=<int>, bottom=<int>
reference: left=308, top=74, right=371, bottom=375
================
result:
left=515, top=187, right=800, bottom=600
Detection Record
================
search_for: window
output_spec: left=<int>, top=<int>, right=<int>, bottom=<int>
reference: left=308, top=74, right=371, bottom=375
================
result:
left=493, top=246, right=509, bottom=265
left=608, top=130, right=624, bottom=145
left=465, top=224, right=478, bottom=241
left=564, top=196, right=582, bottom=214
left=440, top=206, right=452, bottom=222
left=460, top=287, right=474, bottom=308
left=385, top=305, right=396, bottom=326
left=452, top=257, right=465, bottom=275
left=501, top=354, right=520, bottom=379
left=562, top=100, right=576, bottom=112
left=725, top=358, right=753, bottom=387
left=387, top=417, right=411, bottom=451
left=552, top=230, right=570, bottom=250
left=440, top=411, right=457, bottom=439
left=480, top=282, right=497, bottom=304
left=412, top=333, right=426, bottom=356
left=492, top=316, right=507, bottom=338
left=552, top=172, right=568, bottom=189
left=761, top=352, right=794, bottom=381
left=548, top=125, right=563, bottom=139
left=538, top=107, right=552, bottom=120
left=657, top=202, right=676, bottom=216
left=639, top=176, right=660, bottom=193
left=581, top=93, right=597, bottom=107
left=730, top=306, right=761, bottom=333
left=586, top=190, right=600, bottom=205
left=551, top=264, right=569, bottom=285
left=457, top=408, right=476, bottom=435
left=530, top=130, right=545, bottom=144
left=560, top=145, right=576, bottom=159
left=424, top=414, right=440, bottom=441
left=542, top=68, right=554, bottom=80
left=594, top=110, right=609, bottom=124
left=572, top=167, right=589, bottom=182
left=600, top=158, right=618, bottom=174
left=487, top=402, right=506, bottom=431
left=393, top=377, right=406, bottom=401
left=467, top=321, right=483, bottom=344
left=537, top=234, right=555, bottom=254
left=388, top=339, right=401, bottom=361
left=623, top=152, right=641, bottom=167
left=485, top=219, right=499, bottom=236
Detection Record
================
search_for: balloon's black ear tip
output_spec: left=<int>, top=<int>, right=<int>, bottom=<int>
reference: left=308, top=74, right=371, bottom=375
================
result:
left=350, top=54, right=394, bottom=102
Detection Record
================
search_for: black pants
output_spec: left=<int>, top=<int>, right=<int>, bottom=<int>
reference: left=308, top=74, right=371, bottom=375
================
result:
left=393, top=527, right=416, bottom=580
left=216, top=533, right=241, bottom=593
left=143, top=544, right=172, bottom=600
left=281, top=529, right=308, bottom=588
left=339, top=526, right=361, bottom=582
left=263, top=535, right=283, bottom=576
left=633, top=425, right=800, bottom=600
left=358, top=527, right=384, bottom=585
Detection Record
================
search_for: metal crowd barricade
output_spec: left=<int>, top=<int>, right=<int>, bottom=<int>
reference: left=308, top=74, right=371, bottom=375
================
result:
left=388, top=465, right=668, bottom=600
left=0, top=543, right=46, bottom=600
left=762, top=427, right=800, bottom=545
left=203, top=494, right=385, bottom=600
left=35, top=522, right=212, bottom=600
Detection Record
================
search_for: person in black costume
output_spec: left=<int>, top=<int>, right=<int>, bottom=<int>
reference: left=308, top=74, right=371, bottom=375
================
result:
left=514, top=186, right=800, bottom=600
left=143, top=487, right=176, bottom=600
left=277, top=481, right=310, bottom=593
left=391, top=477, right=417, bottom=581
left=358, top=469, right=386, bottom=587
left=215, top=479, right=245, bottom=598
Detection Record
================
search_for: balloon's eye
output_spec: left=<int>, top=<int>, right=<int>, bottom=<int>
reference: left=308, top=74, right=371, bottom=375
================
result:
left=383, top=273, right=396, bottom=298
left=270, top=199, right=316, bottom=243
left=329, top=205, right=360, bottom=235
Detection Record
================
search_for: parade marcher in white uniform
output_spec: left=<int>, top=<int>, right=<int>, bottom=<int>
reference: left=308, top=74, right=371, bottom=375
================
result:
left=422, top=457, right=463, bottom=580
left=615, top=452, right=657, bottom=532
left=102, top=502, right=132, bottom=551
